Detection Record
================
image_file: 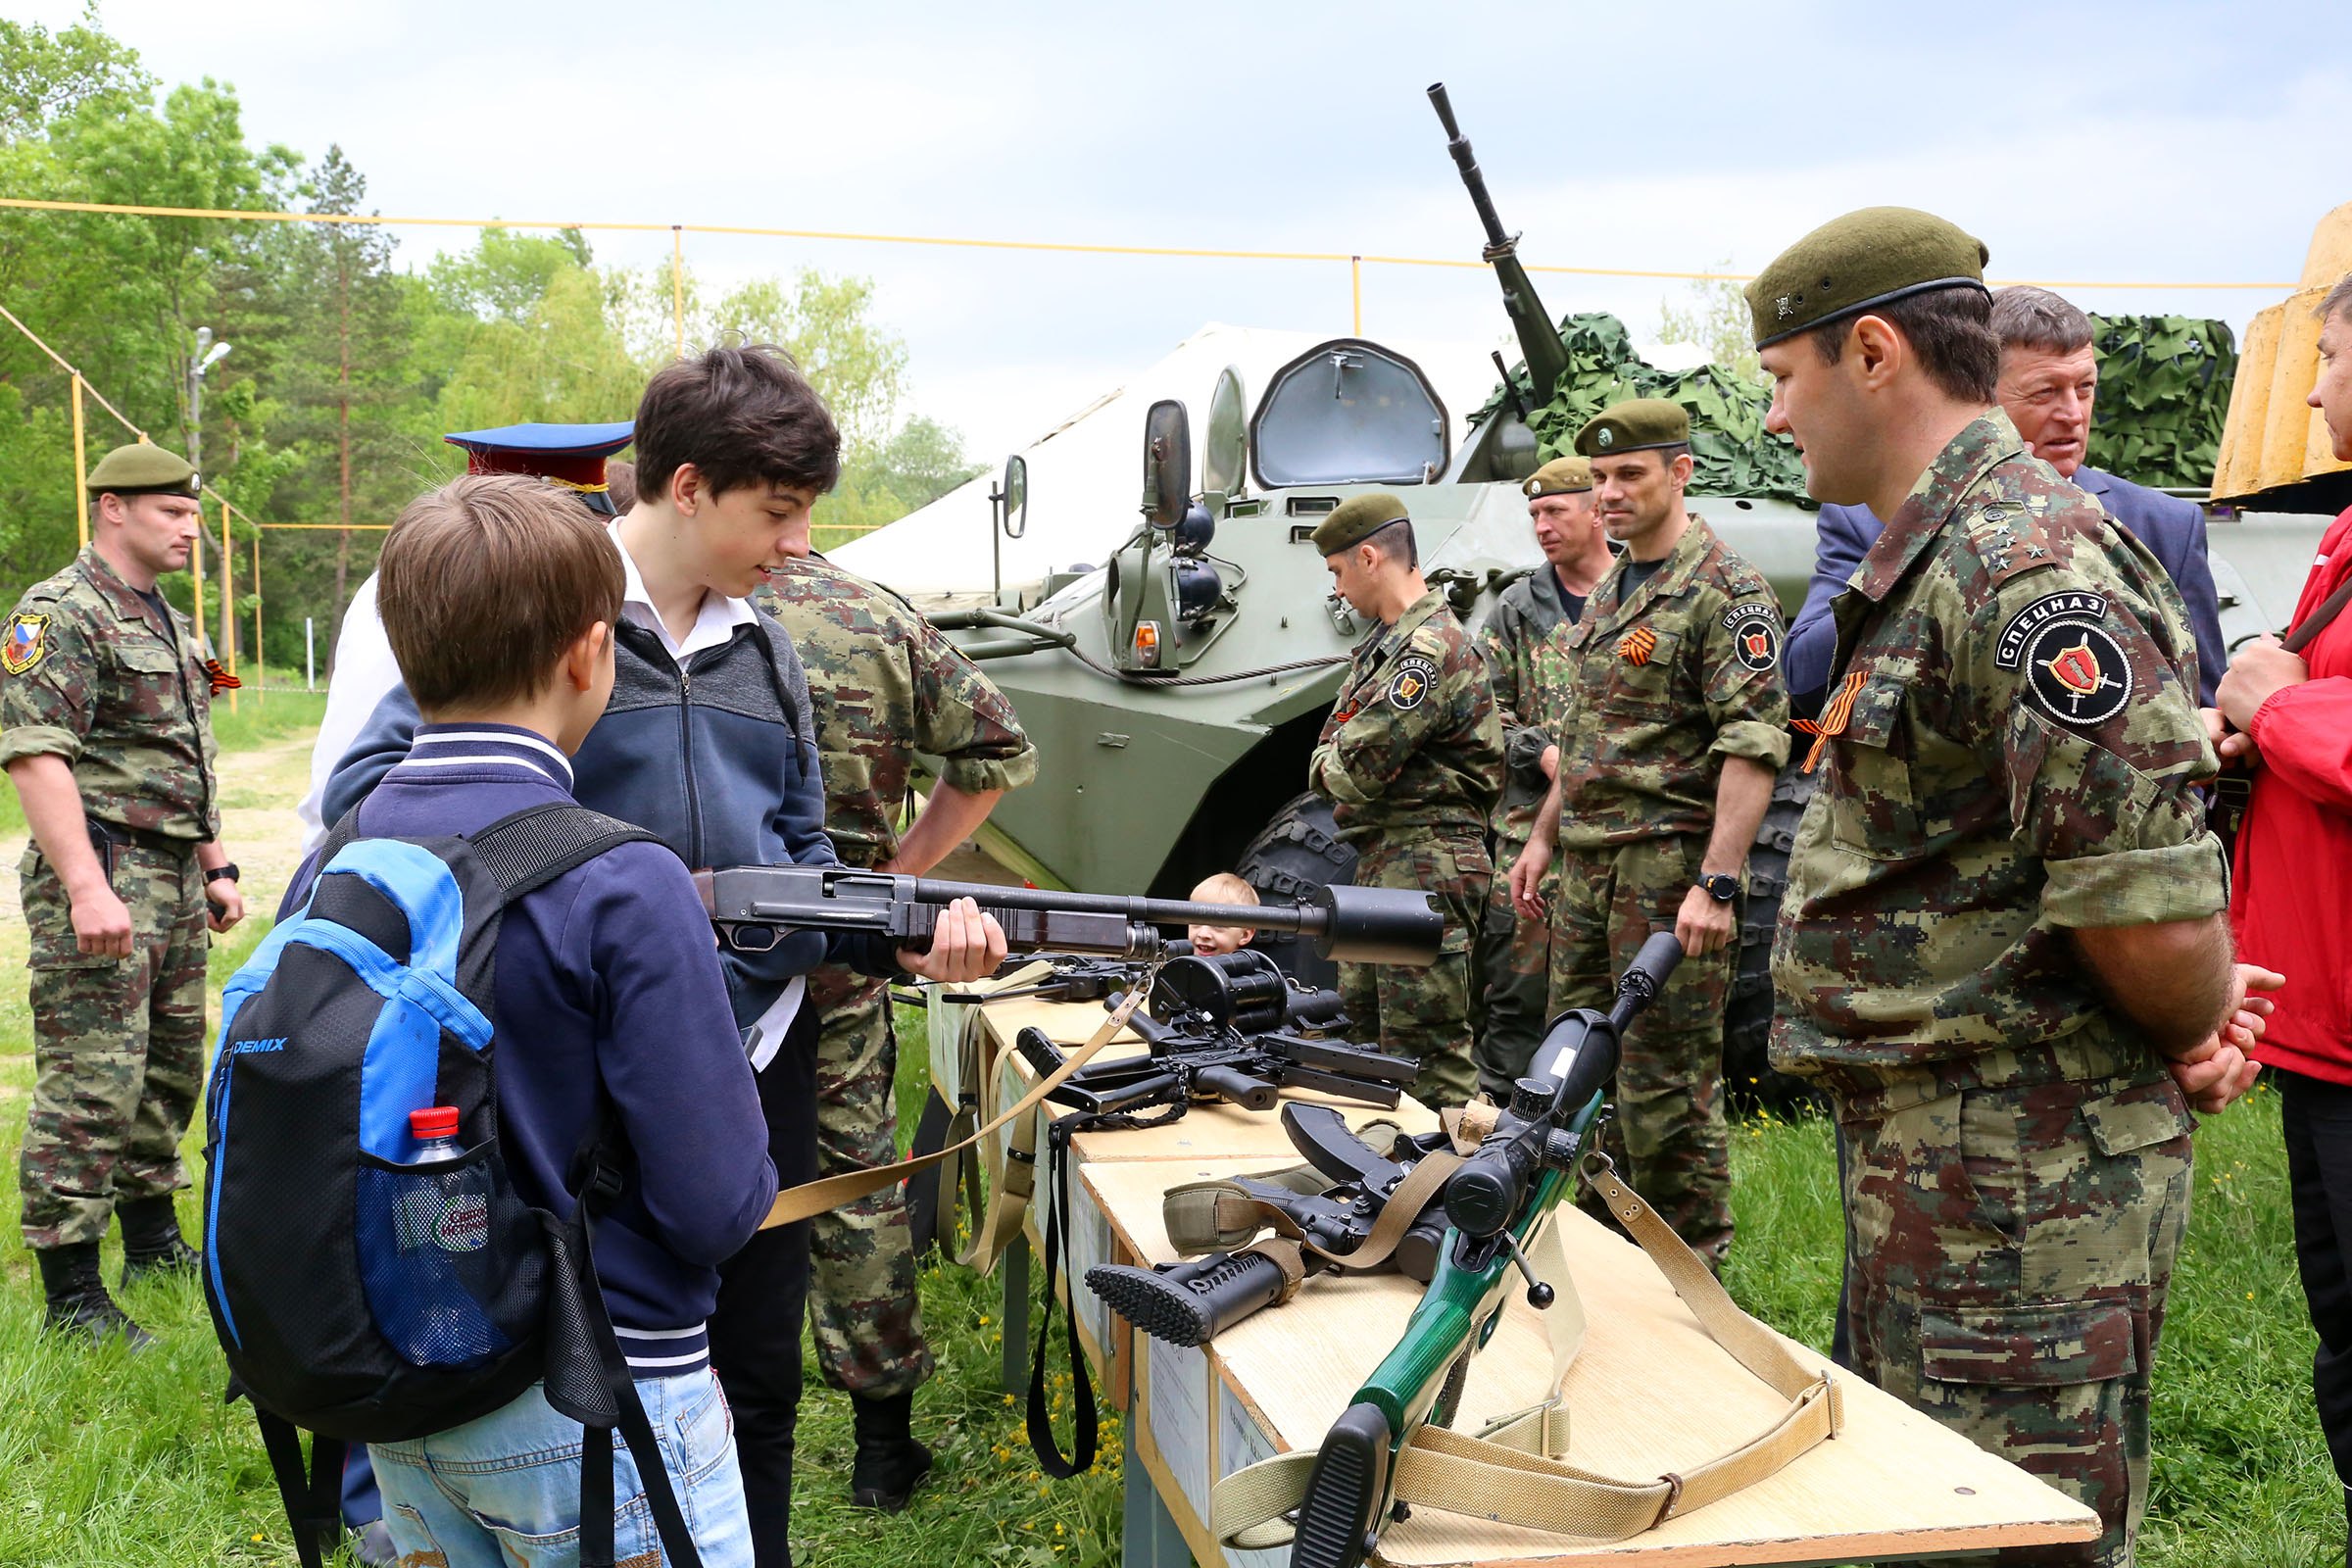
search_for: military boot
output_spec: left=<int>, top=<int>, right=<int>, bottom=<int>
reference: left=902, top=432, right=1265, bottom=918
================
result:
left=119, top=1195, right=202, bottom=1288
left=36, top=1243, right=155, bottom=1348
left=849, top=1392, right=933, bottom=1512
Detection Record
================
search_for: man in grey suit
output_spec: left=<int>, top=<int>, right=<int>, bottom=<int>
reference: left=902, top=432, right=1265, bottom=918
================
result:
left=1786, top=285, right=2226, bottom=709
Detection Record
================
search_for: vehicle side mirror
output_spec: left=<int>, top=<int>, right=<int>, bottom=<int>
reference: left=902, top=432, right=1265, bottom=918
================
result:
left=997, top=455, right=1028, bottom=540
left=1143, top=399, right=1191, bottom=529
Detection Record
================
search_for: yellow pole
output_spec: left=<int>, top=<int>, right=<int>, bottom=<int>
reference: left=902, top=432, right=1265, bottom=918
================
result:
left=71, top=374, right=88, bottom=548
left=251, top=527, right=264, bottom=705
left=220, top=500, right=237, bottom=714
left=1351, top=256, right=1362, bottom=336
left=672, top=224, right=686, bottom=358
left=191, top=500, right=207, bottom=653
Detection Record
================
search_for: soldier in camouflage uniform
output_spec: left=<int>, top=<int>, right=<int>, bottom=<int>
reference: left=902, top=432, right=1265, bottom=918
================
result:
left=1306, top=492, right=1502, bottom=1110
left=1753, top=209, right=2262, bottom=1566
left=754, top=556, right=1036, bottom=1511
left=1, top=444, right=246, bottom=1345
left=1507, top=401, right=1788, bottom=1266
left=1473, top=455, right=1613, bottom=1098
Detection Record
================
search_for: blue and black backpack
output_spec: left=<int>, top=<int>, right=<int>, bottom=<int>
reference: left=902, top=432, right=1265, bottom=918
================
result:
left=201, top=803, right=704, bottom=1568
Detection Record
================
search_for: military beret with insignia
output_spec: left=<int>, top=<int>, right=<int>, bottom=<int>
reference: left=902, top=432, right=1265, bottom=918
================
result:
left=1310, top=491, right=1411, bottom=556
left=1744, top=206, right=1989, bottom=349
left=1522, top=456, right=1594, bottom=498
left=86, top=443, right=200, bottom=498
left=1574, top=399, right=1689, bottom=459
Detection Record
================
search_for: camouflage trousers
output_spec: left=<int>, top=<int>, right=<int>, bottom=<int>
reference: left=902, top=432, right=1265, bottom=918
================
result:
left=1338, top=831, right=1487, bottom=1111
left=1548, top=835, right=1733, bottom=1262
left=1839, top=1071, right=2194, bottom=1567
left=1476, top=817, right=1554, bottom=1099
left=808, top=970, right=933, bottom=1399
left=19, top=842, right=208, bottom=1250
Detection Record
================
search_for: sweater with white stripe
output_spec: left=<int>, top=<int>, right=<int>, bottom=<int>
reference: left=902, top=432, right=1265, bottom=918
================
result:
left=283, top=723, right=774, bottom=1375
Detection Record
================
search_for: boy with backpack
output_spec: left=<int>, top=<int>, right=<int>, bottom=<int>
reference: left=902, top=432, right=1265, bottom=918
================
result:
left=318, top=346, right=1005, bottom=1566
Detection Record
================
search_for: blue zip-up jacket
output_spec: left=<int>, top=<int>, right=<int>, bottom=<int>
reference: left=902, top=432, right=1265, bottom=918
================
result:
left=285, top=725, right=775, bottom=1376
left=322, top=614, right=896, bottom=1024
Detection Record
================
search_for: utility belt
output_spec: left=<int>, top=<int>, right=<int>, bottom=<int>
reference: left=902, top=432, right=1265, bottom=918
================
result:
left=1804, top=1020, right=2163, bottom=1123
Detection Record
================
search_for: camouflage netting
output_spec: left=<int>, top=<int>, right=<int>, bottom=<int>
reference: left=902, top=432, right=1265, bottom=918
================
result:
left=1473, top=310, right=2240, bottom=500
left=2084, top=315, right=2236, bottom=492
left=1470, top=314, right=1811, bottom=502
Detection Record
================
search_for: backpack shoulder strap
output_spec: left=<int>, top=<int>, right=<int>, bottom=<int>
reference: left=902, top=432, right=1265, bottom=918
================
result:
left=466, top=803, right=666, bottom=906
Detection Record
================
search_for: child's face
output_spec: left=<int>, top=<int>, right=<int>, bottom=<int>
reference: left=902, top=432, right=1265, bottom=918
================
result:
left=688, top=475, right=819, bottom=599
left=1188, top=923, right=1252, bottom=956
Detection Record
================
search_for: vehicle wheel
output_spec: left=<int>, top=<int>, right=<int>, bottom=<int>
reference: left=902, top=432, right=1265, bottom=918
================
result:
left=1235, top=792, right=1357, bottom=990
left=1725, top=760, right=1820, bottom=1119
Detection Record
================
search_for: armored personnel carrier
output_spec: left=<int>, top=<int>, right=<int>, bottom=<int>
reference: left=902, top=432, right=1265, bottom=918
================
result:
left=930, top=86, right=2338, bottom=1103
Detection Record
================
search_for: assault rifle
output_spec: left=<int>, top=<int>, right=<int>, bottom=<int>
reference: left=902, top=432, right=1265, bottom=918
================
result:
left=1087, top=1101, right=1456, bottom=1347
left=1011, top=950, right=1419, bottom=1116
left=693, top=866, right=1442, bottom=966
left=1288, top=931, right=1683, bottom=1568
left=940, top=953, right=1153, bottom=1006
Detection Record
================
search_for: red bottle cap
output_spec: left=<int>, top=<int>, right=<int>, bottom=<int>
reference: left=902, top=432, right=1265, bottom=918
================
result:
left=409, top=1106, right=461, bottom=1141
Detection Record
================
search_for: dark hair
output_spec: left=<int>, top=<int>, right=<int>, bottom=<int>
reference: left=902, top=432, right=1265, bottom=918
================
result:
left=633, top=344, right=841, bottom=504
left=603, top=458, right=636, bottom=515
left=379, top=474, right=624, bottom=712
left=2322, top=274, right=2352, bottom=329
left=1989, top=285, right=2094, bottom=355
left=1808, top=284, right=2000, bottom=404
left=1366, top=516, right=1418, bottom=569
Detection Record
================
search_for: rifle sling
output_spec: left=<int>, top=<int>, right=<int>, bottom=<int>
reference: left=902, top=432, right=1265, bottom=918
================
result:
left=760, top=981, right=1142, bottom=1231
left=2284, top=572, right=2352, bottom=655
left=1210, top=1155, right=1842, bottom=1551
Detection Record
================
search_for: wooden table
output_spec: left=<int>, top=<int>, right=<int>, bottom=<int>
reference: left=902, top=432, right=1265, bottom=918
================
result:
left=1085, top=1156, right=2101, bottom=1567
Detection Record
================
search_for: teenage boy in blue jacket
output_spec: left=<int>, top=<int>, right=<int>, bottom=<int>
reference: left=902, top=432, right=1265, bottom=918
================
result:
left=320, top=349, right=1004, bottom=1567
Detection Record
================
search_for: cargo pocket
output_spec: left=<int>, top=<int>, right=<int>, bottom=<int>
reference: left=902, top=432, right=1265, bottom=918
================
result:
left=1826, top=674, right=1922, bottom=860
left=1920, top=1298, right=2138, bottom=1387
left=2079, top=1079, right=2195, bottom=1158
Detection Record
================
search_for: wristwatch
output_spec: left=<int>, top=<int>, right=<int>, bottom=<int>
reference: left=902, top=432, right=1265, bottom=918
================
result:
left=1698, top=872, right=1740, bottom=904
left=205, top=863, right=240, bottom=885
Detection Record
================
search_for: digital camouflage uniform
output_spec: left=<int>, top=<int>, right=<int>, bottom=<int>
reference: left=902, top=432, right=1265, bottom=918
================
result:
left=1473, top=564, right=1582, bottom=1097
left=1770, top=412, right=2224, bottom=1567
left=1, top=547, right=219, bottom=1251
left=1538, top=514, right=1788, bottom=1261
left=756, top=559, right=1036, bottom=1398
left=1309, top=587, right=1501, bottom=1109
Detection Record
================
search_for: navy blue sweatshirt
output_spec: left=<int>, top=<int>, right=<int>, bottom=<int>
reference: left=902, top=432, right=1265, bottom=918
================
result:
left=323, top=614, right=896, bottom=1028
left=283, top=724, right=774, bottom=1376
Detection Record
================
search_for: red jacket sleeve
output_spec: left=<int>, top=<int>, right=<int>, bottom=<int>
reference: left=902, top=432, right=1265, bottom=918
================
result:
left=2251, top=676, right=2352, bottom=817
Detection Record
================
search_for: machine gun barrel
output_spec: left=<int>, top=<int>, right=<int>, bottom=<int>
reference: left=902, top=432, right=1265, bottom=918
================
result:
left=1426, top=80, right=1571, bottom=408
left=695, top=866, right=1443, bottom=965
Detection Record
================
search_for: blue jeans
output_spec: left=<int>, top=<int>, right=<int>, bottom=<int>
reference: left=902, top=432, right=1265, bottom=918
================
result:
left=370, top=1371, right=751, bottom=1568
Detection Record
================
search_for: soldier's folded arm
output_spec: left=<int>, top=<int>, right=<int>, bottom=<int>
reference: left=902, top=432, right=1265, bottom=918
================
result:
left=1309, top=637, right=1457, bottom=805
left=1960, top=577, right=2234, bottom=1054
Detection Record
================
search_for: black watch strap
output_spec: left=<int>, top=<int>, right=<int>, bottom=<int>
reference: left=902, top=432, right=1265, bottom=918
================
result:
left=1699, top=872, right=1740, bottom=903
left=205, top=862, right=240, bottom=885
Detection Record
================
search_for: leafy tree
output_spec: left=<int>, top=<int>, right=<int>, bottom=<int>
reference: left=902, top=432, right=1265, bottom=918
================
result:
left=1656, top=262, right=1763, bottom=385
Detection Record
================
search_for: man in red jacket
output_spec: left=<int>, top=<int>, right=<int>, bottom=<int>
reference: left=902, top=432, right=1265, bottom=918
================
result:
left=2217, top=271, right=2352, bottom=1533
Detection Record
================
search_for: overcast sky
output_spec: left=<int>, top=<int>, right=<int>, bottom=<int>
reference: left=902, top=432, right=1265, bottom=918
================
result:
left=22, top=0, right=2351, bottom=461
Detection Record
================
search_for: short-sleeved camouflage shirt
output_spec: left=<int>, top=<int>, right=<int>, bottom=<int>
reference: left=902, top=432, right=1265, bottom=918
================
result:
left=1310, top=588, right=1501, bottom=845
left=755, top=558, right=1037, bottom=868
left=1770, top=412, right=2226, bottom=1111
left=1537, top=514, right=1791, bottom=851
left=0, top=546, right=218, bottom=841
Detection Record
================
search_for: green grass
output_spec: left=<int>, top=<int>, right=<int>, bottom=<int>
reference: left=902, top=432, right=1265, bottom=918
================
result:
left=0, top=710, right=2339, bottom=1563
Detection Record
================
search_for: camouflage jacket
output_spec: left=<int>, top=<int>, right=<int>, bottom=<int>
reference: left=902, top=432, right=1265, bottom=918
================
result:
left=1538, top=515, right=1789, bottom=851
left=0, top=546, right=218, bottom=842
left=754, top=559, right=1037, bottom=869
left=1476, top=564, right=1586, bottom=830
left=1769, top=411, right=2225, bottom=1117
left=1310, top=588, right=1501, bottom=845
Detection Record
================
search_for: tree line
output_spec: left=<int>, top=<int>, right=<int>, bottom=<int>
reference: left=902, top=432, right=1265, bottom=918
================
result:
left=0, top=10, right=979, bottom=673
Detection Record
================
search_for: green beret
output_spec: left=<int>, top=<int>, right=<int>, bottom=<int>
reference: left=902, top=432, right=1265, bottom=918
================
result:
left=1310, top=491, right=1411, bottom=556
left=86, top=443, right=199, bottom=498
left=1523, top=456, right=1593, bottom=498
left=1744, top=207, right=1989, bottom=349
left=1573, top=399, right=1689, bottom=459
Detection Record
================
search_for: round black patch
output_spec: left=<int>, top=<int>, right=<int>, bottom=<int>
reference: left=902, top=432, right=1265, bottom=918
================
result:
left=1388, top=662, right=1433, bottom=710
left=1726, top=610, right=1779, bottom=673
left=2023, top=619, right=2132, bottom=726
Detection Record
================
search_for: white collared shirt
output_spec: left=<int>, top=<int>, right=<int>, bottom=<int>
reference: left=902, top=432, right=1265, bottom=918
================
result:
left=610, top=522, right=760, bottom=666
